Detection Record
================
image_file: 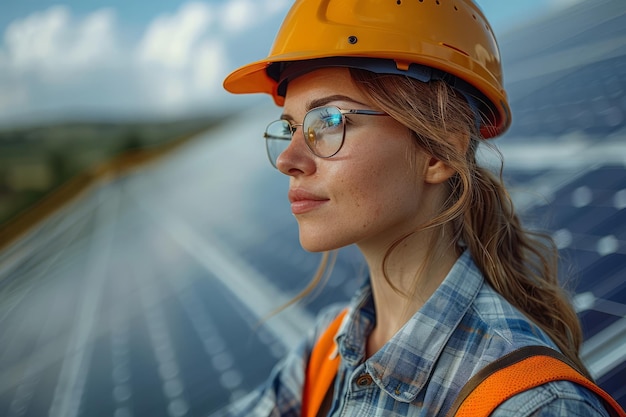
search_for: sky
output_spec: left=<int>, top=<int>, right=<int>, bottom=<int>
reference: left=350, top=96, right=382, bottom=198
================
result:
left=0, top=0, right=584, bottom=127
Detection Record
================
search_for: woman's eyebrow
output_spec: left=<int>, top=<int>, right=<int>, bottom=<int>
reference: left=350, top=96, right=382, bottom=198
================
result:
left=306, top=94, right=368, bottom=110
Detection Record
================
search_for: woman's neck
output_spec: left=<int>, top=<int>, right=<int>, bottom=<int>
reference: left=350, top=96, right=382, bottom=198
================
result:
left=359, top=233, right=459, bottom=357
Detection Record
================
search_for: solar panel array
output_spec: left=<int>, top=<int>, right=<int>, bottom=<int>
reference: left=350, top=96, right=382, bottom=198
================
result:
left=0, top=0, right=624, bottom=416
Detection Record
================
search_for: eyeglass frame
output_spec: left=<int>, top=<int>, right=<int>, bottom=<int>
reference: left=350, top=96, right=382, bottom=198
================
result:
left=263, top=105, right=387, bottom=168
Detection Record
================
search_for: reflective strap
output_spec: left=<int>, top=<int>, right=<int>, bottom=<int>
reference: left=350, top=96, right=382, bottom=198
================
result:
left=447, top=346, right=626, bottom=417
left=302, top=309, right=348, bottom=417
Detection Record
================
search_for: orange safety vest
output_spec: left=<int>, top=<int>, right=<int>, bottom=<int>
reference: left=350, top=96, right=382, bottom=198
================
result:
left=302, top=309, right=348, bottom=417
left=302, top=310, right=626, bottom=417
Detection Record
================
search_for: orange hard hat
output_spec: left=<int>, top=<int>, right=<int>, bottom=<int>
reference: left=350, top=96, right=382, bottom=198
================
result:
left=223, top=0, right=511, bottom=138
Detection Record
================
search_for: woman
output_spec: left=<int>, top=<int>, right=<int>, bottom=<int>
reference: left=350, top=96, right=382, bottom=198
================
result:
left=221, top=1, right=616, bottom=416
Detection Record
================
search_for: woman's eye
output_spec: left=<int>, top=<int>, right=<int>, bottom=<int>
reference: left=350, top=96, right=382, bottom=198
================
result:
left=319, top=113, right=342, bottom=128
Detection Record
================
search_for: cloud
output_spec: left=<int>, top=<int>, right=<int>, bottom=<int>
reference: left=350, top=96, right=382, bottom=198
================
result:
left=220, top=0, right=258, bottom=33
left=2, top=6, right=118, bottom=78
left=134, top=2, right=233, bottom=113
left=0, top=5, right=124, bottom=120
left=0, top=1, right=290, bottom=124
left=138, top=2, right=213, bottom=70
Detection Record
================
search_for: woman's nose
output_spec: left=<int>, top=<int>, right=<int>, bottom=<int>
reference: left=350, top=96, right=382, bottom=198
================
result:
left=275, top=127, right=316, bottom=176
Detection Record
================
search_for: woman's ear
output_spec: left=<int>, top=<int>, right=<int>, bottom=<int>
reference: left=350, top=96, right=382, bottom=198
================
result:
left=424, top=157, right=456, bottom=184
left=424, top=130, right=469, bottom=184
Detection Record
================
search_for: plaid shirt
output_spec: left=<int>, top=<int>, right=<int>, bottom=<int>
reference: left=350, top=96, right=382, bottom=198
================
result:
left=220, top=251, right=609, bottom=417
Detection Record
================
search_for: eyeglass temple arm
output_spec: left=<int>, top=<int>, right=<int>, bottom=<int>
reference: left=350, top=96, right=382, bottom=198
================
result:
left=342, top=109, right=387, bottom=116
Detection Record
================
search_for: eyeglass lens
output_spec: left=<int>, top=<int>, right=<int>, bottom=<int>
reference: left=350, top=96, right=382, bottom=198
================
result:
left=264, top=106, right=346, bottom=167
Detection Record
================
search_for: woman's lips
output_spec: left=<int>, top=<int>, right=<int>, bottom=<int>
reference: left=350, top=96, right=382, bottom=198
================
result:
left=288, top=189, right=330, bottom=215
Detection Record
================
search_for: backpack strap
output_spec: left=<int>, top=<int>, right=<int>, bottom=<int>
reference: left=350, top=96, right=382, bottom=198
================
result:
left=302, top=308, right=348, bottom=417
left=447, top=346, right=626, bottom=417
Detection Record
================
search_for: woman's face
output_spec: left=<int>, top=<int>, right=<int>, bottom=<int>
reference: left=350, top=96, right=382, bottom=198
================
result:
left=276, top=67, right=442, bottom=253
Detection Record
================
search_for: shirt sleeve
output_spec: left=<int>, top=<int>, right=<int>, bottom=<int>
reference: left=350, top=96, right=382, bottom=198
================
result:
left=491, top=381, right=612, bottom=417
left=214, top=304, right=348, bottom=417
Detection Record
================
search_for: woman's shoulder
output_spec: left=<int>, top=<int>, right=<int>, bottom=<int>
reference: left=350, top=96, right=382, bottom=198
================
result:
left=441, top=282, right=616, bottom=416
left=466, top=281, right=557, bottom=349
left=491, top=380, right=612, bottom=417
left=442, top=290, right=614, bottom=416
left=436, top=282, right=560, bottom=393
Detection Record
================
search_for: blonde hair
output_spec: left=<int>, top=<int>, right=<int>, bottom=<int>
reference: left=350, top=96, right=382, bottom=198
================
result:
left=347, top=68, right=590, bottom=377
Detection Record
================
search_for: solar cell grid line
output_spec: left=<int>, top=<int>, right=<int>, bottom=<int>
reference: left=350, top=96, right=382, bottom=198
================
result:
left=79, top=332, right=116, bottom=417
left=537, top=206, right=617, bottom=234
left=554, top=165, right=626, bottom=195
left=244, top=238, right=320, bottom=295
left=0, top=197, right=97, bottom=308
left=568, top=185, right=626, bottom=209
left=300, top=249, right=366, bottom=311
left=517, top=166, right=626, bottom=232
left=17, top=362, right=63, bottom=417
left=104, top=196, right=196, bottom=417
left=185, top=273, right=290, bottom=402
left=597, top=357, right=626, bottom=406
left=156, top=249, right=254, bottom=408
left=133, top=259, right=191, bottom=417
left=508, top=59, right=626, bottom=136
left=591, top=209, right=626, bottom=240
left=0, top=256, right=91, bottom=416
left=578, top=296, right=626, bottom=341
left=86, top=244, right=152, bottom=417
left=130, top=195, right=315, bottom=352
left=213, top=176, right=366, bottom=300
left=0, top=267, right=71, bottom=417
left=572, top=253, right=625, bottom=297
left=204, top=198, right=318, bottom=297
left=47, top=185, right=120, bottom=417
left=582, top=315, right=626, bottom=377
left=108, top=293, right=133, bottom=417
left=222, top=220, right=365, bottom=316
left=0, top=276, right=41, bottom=365
left=580, top=253, right=626, bottom=295
left=0, top=185, right=115, bottom=416
left=573, top=8, right=626, bottom=44
left=580, top=308, right=623, bottom=338
left=0, top=178, right=106, bottom=282
left=122, top=180, right=327, bottom=410
left=558, top=247, right=601, bottom=277
left=0, top=205, right=115, bottom=381
left=124, top=310, right=170, bottom=417
left=212, top=224, right=362, bottom=318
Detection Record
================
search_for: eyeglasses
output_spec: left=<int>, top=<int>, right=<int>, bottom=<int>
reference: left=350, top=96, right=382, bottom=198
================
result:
left=263, top=105, right=387, bottom=168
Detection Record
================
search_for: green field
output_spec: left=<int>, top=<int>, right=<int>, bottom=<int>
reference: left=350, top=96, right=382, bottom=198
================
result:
left=0, top=116, right=223, bottom=230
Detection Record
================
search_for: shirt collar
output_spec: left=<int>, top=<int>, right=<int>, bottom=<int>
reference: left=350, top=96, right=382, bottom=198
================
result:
left=335, top=250, right=484, bottom=402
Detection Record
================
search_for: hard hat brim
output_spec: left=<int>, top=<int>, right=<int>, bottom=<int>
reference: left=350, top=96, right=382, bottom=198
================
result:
left=223, top=52, right=510, bottom=138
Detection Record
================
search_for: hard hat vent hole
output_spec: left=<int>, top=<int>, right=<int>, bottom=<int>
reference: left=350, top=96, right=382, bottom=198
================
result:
left=396, top=0, right=401, bottom=4
left=454, top=5, right=458, bottom=11
left=348, top=36, right=358, bottom=44
left=436, top=0, right=440, bottom=4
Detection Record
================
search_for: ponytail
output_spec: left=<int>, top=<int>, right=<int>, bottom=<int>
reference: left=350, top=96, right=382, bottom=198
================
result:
left=461, top=161, right=589, bottom=377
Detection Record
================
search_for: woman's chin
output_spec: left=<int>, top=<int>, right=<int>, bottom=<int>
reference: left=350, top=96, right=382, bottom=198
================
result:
left=298, top=234, right=346, bottom=253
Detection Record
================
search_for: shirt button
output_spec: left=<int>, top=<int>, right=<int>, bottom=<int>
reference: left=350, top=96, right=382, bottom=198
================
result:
left=356, top=374, right=373, bottom=387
